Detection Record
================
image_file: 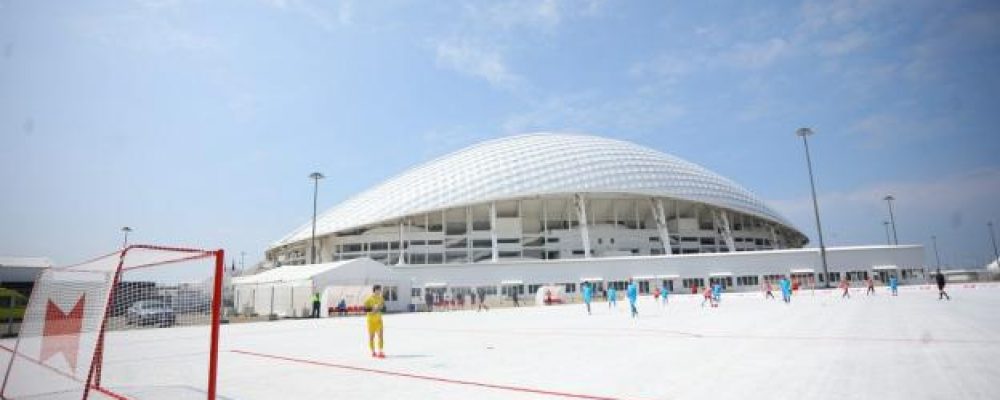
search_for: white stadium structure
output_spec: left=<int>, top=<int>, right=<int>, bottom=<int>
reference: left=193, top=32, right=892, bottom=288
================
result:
left=243, top=134, right=925, bottom=315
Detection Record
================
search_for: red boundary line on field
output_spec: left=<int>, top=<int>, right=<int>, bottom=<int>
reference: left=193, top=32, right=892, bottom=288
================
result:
left=230, top=349, right=639, bottom=400
left=0, top=344, right=129, bottom=400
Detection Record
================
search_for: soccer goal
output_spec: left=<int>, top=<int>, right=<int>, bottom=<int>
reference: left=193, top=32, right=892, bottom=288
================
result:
left=1, top=245, right=224, bottom=400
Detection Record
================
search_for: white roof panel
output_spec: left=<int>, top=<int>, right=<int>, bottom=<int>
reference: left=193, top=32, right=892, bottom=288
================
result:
left=232, top=259, right=372, bottom=285
left=0, top=256, right=53, bottom=269
left=274, top=133, right=802, bottom=247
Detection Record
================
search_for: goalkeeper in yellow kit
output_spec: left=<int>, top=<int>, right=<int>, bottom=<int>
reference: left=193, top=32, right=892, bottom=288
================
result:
left=364, top=285, right=386, bottom=358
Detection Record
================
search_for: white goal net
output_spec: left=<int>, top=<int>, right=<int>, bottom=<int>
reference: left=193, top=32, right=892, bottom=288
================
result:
left=1, top=245, right=223, bottom=400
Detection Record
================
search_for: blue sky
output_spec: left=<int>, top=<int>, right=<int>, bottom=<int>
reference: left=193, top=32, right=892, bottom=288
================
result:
left=1, top=0, right=998, bottom=268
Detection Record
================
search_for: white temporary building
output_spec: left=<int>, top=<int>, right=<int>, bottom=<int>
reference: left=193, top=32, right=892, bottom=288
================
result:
left=232, top=258, right=411, bottom=318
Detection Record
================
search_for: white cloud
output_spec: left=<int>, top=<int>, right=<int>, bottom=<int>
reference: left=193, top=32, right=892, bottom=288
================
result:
left=629, top=36, right=789, bottom=85
left=501, top=93, right=686, bottom=135
left=468, top=0, right=605, bottom=30
left=73, top=14, right=216, bottom=53
left=258, top=0, right=352, bottom=31
left=849, top=113, right=952, bottom=149
left=724, top=38, right=790, bottom=69
left=435, top=40, right=521, bottom=89
left=456, top=0, right=560, bottom=31
left=628, top=54, right=699, bottom=83
left=337, top=0, right=354, bottom=25
left=798, top=0, right=880, bottom=34
left=818, top=30, right=870, bottom=56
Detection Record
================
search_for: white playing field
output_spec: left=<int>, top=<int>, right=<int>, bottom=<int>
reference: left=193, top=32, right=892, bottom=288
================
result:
left=4, top=285, right=1000, bottom=400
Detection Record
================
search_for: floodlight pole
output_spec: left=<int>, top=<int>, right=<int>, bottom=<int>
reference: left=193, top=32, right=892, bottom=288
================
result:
left=884, top=195, right=899, bottom=245
left=931, top=235, right=942, bottom=268
left=988, top=222, right=998, bottom=266
left=309, top=172, right=325, bottom=264
left=796, top=127, right=830, bottom=288
left=882, top=221, right=891, bottom=246
left=120, top=226, right=132, bottom=248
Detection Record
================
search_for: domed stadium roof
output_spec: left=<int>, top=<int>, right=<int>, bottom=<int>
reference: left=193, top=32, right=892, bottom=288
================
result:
left=274, top=133, right=801, bottom=246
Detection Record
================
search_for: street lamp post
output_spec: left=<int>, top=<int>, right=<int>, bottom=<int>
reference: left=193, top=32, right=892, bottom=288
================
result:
left=989, top=222, right=999, bottom=265
left=882, top=221, right=891, bottom=246
left=796, top=128, right=831, bottom=288
left=883, top=195, right=899, bottom=245
left=931, top=235, right=942, bottom=269
left=121, top=226, right=133, bottom=248
left=240, top=251, right=246, bottom=270
left=309, top=172, right=325, bottom=264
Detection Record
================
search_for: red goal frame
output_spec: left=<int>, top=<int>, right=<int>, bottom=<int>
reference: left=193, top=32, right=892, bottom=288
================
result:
left=1, top=244, right=224, bottom=400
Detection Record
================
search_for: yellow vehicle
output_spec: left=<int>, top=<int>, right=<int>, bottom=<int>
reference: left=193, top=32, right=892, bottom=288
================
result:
left=0, top=288, right=28, bottom=320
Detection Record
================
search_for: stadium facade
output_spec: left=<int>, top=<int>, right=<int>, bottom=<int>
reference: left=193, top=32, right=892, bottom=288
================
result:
left=262, top=134, right=925, bottom=301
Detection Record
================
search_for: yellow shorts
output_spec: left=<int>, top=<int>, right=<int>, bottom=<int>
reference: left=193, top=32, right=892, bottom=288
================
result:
left=366, top=315, right=383, bottom=333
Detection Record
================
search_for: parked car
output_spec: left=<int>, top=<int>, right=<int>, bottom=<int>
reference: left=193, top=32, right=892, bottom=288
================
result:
left=0, top=288, right=28, bottom=321
left=126, top=300, right=176, bottom=327
left=167, top=291, right=212, bottom=314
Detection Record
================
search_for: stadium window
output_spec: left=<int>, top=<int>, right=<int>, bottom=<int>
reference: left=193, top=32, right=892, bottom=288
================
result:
left=472, top=240, right=492, bottom=248
left=709, top=277, right=733, bottom=288
left=528, top=284, right=542, bottom=294
left=598, top=238, right=603, bottom=245
left=411, top=288, right=421, bottom=297
left=381, top=286, right=398, bottom=302
left=610, top=238, right=615, bottom=245
left=681, top=278, right=704, bottom=289
left=737, top=276, right=759, bottom=286
left=638, top=281, right=649, bottom=294
left=344, top=244, right=363, bottom=252
left=498, top=238, right=520, bottom=244
left=563, top=283, right=576, bottom=293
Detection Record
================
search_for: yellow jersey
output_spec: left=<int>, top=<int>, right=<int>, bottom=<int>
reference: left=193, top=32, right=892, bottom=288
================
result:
left=363, top=293, right=384, bottom=319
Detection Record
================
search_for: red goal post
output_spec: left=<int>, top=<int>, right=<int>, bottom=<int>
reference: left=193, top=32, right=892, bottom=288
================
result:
left=1, top=245, right=224, bottom=400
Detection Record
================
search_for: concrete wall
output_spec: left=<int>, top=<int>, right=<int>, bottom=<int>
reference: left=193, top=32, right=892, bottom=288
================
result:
left=390, top=245, right=925, bottom=292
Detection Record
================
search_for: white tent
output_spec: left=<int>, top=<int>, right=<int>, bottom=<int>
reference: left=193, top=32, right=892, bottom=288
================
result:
left=231, top=258, right=410, bottom=318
